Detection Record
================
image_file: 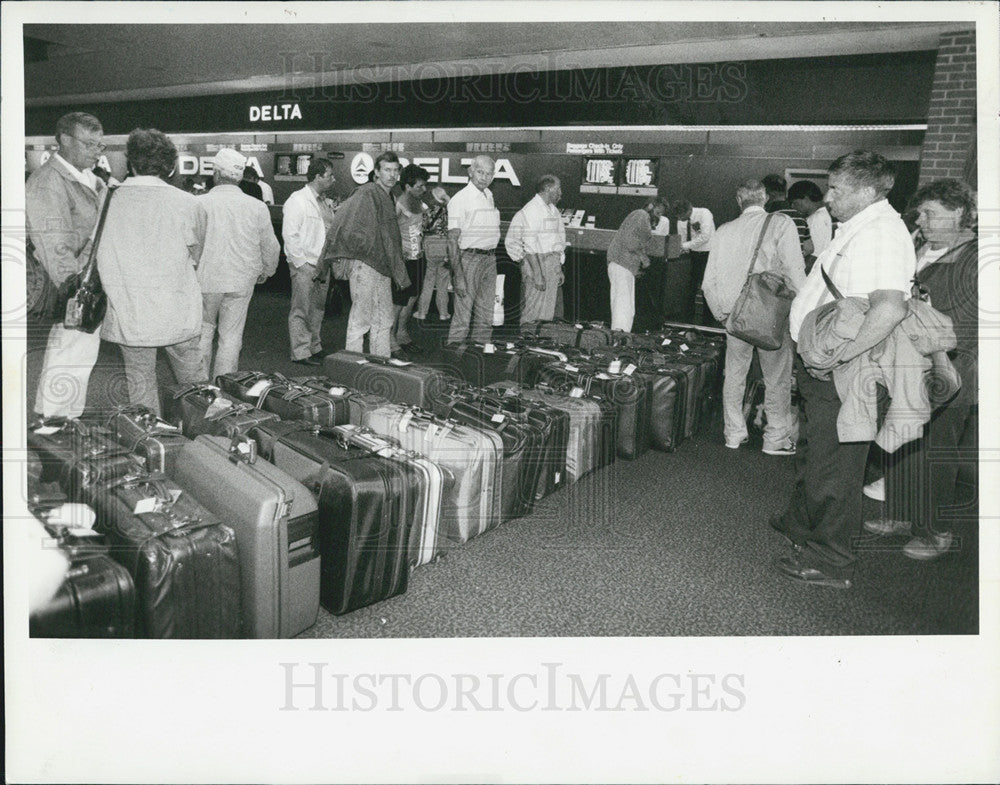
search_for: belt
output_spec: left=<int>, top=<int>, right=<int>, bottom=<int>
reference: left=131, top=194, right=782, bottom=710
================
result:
left=462, top=247, right=495, bottom=255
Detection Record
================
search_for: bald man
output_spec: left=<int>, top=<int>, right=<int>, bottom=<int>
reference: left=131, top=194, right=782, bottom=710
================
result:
left=445, top=155, right=501, bottom=345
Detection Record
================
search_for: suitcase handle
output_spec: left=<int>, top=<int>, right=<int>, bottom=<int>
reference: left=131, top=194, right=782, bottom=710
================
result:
left=171, top=382, right=220, bottom=400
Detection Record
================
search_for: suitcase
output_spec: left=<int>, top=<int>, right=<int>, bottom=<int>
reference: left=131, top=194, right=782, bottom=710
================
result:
left=438, top=342, right=557, bottom=389
left=323, top=351, right=452, bottom=409
left=489, top=382, right=616, bottom=482
left=249, top=421, right=417, bottom=615
left=77, top=468, right=242, bottom=638
left=434, top=391, right=539, bottom=520
left=216, top=371, right=343, bottom=426
left=332, top=424, right=449, bottom=567
left=532, top=320, right=619, bottom=350
left=103, top=405, right=191, bottom=474
left=362, top=404, right=502, bottom=544
left=536, top=361, right=651, bottom=460
left=291, top=377, right=391, bottom=427
left=28, top=418, right=144, bottom=494
left=165, top=382, right=281, bottom=439
left=169, top=435, right=321, bottom=638
left=29, top=551, right=136, bottom=638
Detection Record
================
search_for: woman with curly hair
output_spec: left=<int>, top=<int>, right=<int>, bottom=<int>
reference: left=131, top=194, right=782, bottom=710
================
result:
left=97, top=128, right=207, bottom=415
left=863, top=179, right=978, bottom=560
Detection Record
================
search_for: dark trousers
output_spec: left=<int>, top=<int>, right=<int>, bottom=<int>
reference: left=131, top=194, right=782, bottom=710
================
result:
left=774, top=355, right=869, bottom=577
left=885, top=401, right=976, bottom=538
left=634, top=259, right=666, bottom=331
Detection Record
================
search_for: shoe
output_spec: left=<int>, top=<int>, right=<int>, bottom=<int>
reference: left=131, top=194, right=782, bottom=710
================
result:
left=768, top=514, right=803, bottom=553
left=413, top=312, right=426, bottom=321
left=903, top=532, right=954, bottom=561
left=292, top=356, right=321, bottom=367
left=725, top=437, right=748, bottom=449
left=400, top=342, right=423, bottom=355
left=862, top=518, right=912, bottom=537
left=762, top=441, right=796, bottom=456
left=774, top=555, right=852, bottom=589
left=863, top=477, right=886, bottom=501
left=439, top=314, right=451, bottom=321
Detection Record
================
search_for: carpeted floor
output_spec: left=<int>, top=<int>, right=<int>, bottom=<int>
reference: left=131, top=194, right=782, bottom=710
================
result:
left=21, top=289, right=980, bottom=637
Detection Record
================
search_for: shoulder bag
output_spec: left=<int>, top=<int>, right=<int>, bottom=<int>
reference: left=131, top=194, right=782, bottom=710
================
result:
left=63, top=186, right=115, bottom=333
left=725, top=214, right=795, bottom=350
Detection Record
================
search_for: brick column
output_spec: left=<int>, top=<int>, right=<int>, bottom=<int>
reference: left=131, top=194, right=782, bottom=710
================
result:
left=918, top=30, right=977, bottom=187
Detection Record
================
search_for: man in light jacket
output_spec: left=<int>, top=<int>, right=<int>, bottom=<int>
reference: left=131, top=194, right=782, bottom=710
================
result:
left=703, top=179, right=805, bottom=456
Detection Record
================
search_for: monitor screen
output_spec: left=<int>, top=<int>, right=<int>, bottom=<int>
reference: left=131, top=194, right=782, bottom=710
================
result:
left=623, top=158, right=657, bottom=187
left=582, top=157, right=618, bottom=186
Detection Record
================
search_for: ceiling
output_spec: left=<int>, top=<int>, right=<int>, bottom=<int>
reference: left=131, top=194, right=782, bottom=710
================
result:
left=23, top=21, right=969, bottom=106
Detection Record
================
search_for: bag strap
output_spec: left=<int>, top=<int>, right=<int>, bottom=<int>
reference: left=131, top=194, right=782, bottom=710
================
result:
left=820, top=265, right=844, bottom=301
left=738, top=213, right=774, bottom=285
left=81, top=186, right=116, bottom=285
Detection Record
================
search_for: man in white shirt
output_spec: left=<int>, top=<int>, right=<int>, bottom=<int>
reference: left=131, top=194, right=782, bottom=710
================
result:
left=788, top=180, right=834, bottom=272
left=446, top=155, right=501, bottom=345
left=772, top=151, right=913, bottom=589
left=282, top=158, right=336, bottom=365
left=197, top=148, right=280, bottom=378
left=703, top=180, right=805, bottom=456
left=26, top=112, right=107, bottom=419
left=504, top=175, right=567, bottom=329
left=668, top=199, right=716, bottom=323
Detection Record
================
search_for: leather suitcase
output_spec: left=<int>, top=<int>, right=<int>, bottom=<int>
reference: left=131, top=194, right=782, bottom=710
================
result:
left=332, top=424, right=449, bottom=568
left=165, top=382, right=280, bottom=439
left=363, top=404, right=502, bottom=544
left=536, top=361, right=651, bottom=460
left=28, top=418, right=144, bottom=495
left=435, top=391, right=539, bottom=521
left=103, top=405, right=191, bottom=474
left=438, top=342, right=557, bottom=389
left=532, top=320, right=618, bottom=350
left=29, top=551, right=136, bottom=638
left=249, top=421, right=416, bottom=615
left=169, top=435, right=321, bottom=638
left=323, top=351, right=451, bottom=410
left=217, top=371, right=343, bottom=426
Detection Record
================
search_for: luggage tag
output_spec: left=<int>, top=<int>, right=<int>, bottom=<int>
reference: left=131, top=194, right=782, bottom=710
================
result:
left=227, top=435, right=258, bottom=465
left=679, top=343, right=690, bottom=352
left=505, top=342, right=516, bottom=350
left=661, top=338, right=672, bottom=346
left=327, top=386, right=348, bottom=397
left=623, top=364, right=637, bottom=376
left=482, top=343, right=496, bottom=354
left=607, top=360, right=622, bottom=374
left=569, top=387, right=585, bottom=398
left=491, top=413, right=506, bottom=424
left=204, top=396, right=234, bottom=420
left=355, top=358, right=370, bottom=364
left=594, top=372, right=612, bottom=380
left=32, top=425, right=62, bottom=436
left=133, top=488, right=180, bottom=516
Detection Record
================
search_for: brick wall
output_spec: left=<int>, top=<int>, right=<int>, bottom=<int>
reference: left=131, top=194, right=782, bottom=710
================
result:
left=918, top=30, right=977, bottom=187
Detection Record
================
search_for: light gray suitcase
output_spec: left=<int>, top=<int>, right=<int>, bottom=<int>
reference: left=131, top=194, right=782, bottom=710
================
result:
left=169, top=435, right=320, bottom=638
left=363, top=404, right=502, bottom=544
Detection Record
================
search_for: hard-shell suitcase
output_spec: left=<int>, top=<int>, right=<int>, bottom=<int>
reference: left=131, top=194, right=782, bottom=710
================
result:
left=216, top=371, right=343, bottom=426
left=332, top=424, right=449, bottom=567
left=78, top=469, right=242, bottom=638
left=536, top=361, right=651, bottom=460
left=291, top=377, right=391, bottom=427
left=323, top=350, right=451, bottom=409
left=29, top=551, right=136, bottom=638
left=435, top=392, right=538, bottom=520
left=103, top=405, right=191, bottom=474
left=363, top=404, right=502, bottom=543
left=165, top=382, right=280, bottom=439
left=249, top=421, right=417, bottom=615
left=169, top=435, right=321, bottom=638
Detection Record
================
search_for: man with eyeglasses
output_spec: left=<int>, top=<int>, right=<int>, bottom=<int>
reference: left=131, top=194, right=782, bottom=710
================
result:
left=26, top=111, right=108, bottom=419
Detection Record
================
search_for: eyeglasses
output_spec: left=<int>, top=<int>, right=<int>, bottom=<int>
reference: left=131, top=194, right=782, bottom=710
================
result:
left=65, top=135, right=106, bottom=153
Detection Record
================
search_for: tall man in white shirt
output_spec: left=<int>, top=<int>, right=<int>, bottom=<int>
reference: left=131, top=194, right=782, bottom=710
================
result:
left=282, top=158, right=336, bottom=365
left=703, top=180, right=805, bottom=456
left=504, top=175, right=567, bottom=329
left=197, top=148, right=280, bottom=378
left=669, top=199, right=716, bottom=323
left=26, top=112, right=107, bottom=419
left=771, top=151, right=913, bottom=589
left=446, top=155, right=501, bottom=345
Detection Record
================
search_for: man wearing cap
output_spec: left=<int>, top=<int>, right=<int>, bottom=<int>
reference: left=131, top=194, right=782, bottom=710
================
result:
left=445, top=155, right=501, bottom=345
left=282, top=157, right=337, bottom=365
left=197, top=148, right=281, bottom=378
left=26, top=111, right=108, bottom=419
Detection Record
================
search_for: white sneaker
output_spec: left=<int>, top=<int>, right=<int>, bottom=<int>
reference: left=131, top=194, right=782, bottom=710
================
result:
left=413, top=312, right=426, bottom=321
left=863, top=477, right=885, bottom=501
left=903, top=532, right=954, bottom=561
left=725, top=437, right=748, bottom=450
left=762, top=442, right=796, bottom=456
left=439, top=314, right=451, bottom=321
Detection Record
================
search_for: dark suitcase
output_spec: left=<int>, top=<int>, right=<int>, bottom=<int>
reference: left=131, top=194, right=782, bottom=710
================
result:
left=532, top=320, right=619, bottom=350
left=536, top=361, right=651, bottom=460
left=438, top=342, right=557, bottom=389
left=103, top=405, right=191, bottom=474
left=249, top=421, right=416, bottom=615
left=28, top=418, right=144, bottom=495
left=291, top=377, right=392, bottom=427
left=165, top=382, right=280, bottom=439
left=217, top=371, right=343, bottom=426
left=170, top=435, right=321, bottom=638
left=78, top=468, right=242, bottom=638
left=322, top=351, right=452, bottom=409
